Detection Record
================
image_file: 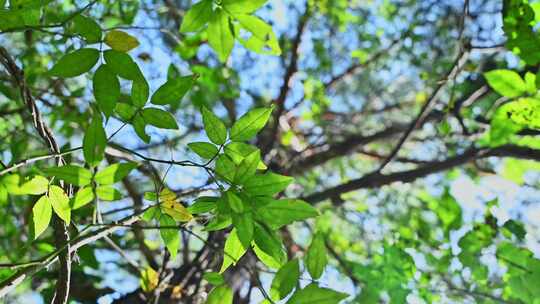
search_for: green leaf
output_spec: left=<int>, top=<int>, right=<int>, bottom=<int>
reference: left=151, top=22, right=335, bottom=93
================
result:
left=226, top=191, right=244, bottom=213
left=223, top=0, right=267, bottom=14
left=234, top=14, right=281, bottom=55
left=96, top=185, right=122, bottom=201
left=188, top=142, right=219, bottom=159
left=215, top=154, right=236, bottom=182
left=305, top=233, right=327, bottom=280
left=257, top=199, right=319, bottom=229
left=502, top=219, right=527, bottom=241
left=230, top=107, right=272, bottom=141
left=288, top=283, right=348, bottom=304
left=232, top=212, right=254, bottom=247
left=243, top=172, right=293, bottom=196
left=93, top=64, right=120, bottom=117
left=202, top=107, right=227, bottom=145
left=253, top=223, right=286, bottom=267
left=104, top=30, right=140, bottom=52
left=94, top=162, right=138, bottom=185
left=188, top=196, right=218, bottom=214
left=19, top=176, right=49, bottom=195
left=484, top=69, right=527, bottom=98
left=220, top=228, right=248, bottom=273
left=48, top=48, right=99, bottom=78
left=151, top=75, right=195, bottom=106
left=159, top=214, right=180, bottom=259
left=203, top=272, right=225, bottom=285
left=253, top=243, right=283, bottom=269
left=270, top=258, right=300, bottom=300
left=207, top=9, right=234, bottom=62
left=206, top=285, right=233, bottom=304
left=48, top=185, right=71, bottom=223
left=103, top=50, right=143, bottom=80
left=224, top=142, right=266, bottom=169
left=233, top=149, right=260, bottom=184
left=115, top=102, right=138, bottom=121
left=204, top=214, right=232, bottom=231
left=83, top=115, right=107, bottom=167
left=43, top=165, right=93, bottom=186
left=131, top=78, right=149, bottom=108
left=32, top=195, right=52, bottom=239
left=133, top=114, right=151, bottom=143
left=180, top=0, right=213, bottom=33
left=140, top=108, right=178, bottom=129
left=71, top=186, right=94, bottom=209
left=72, top=15, right=102, bottom=43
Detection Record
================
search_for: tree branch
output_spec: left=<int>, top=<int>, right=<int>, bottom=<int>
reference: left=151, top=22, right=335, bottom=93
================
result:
left=303, top=145, right=540, bottom=204
left=0, top=47, right=72, bottom=303
left=262, top=3, right=310, bottom=155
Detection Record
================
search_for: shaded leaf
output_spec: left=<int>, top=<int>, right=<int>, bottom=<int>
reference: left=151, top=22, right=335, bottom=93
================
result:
left=48, top=48, right=99, bottom=78
left=151, top=75, right=195, bottom=106
left=72, top=15, right=102, bottom=43
left=83, top=115, right=107, bottom=167
left=270, top=258, right=300, bottom=300
left=93, top=64, right=120, bottom=117
left=141, top=107, right=178, bottom=129
left=43, top=165, right=93, bottom=186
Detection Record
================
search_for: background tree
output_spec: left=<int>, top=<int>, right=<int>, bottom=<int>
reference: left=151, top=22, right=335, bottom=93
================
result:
left=0, top=0, right=539, bottom=303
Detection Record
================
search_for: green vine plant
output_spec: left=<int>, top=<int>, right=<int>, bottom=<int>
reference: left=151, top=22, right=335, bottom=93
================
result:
left=0, top=1, right=345, bottom=303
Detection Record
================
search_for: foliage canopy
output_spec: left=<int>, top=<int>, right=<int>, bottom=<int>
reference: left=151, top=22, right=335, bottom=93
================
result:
left=0, top=0, right=539, bottom=303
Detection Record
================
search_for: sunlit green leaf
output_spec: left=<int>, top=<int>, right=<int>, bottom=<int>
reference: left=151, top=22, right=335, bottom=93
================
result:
left=188, top=142, right=219, bottom=159
left=48, top=185, right=71, bottom=223
left=207, top=9, right=234, bottom=62
left=230, top=107, right=272, bottom=141
left=160, top=214, right=180, bottom=259
left=32, top=195, right=52, bottom=239
left=94, top=162, right=138, bottom=185
left=305, top=233, right=327, bottom=280
left=202, top=106, right=227, bottom=145
left=180, top=0, right=213, bottom=33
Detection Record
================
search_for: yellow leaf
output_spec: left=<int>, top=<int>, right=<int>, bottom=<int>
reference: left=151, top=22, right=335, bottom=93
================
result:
left=104, top=30, right=140, bottom=52
left=159, top=188, right=193, bottom=222
left=140, top=267, right=158, bottom=292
